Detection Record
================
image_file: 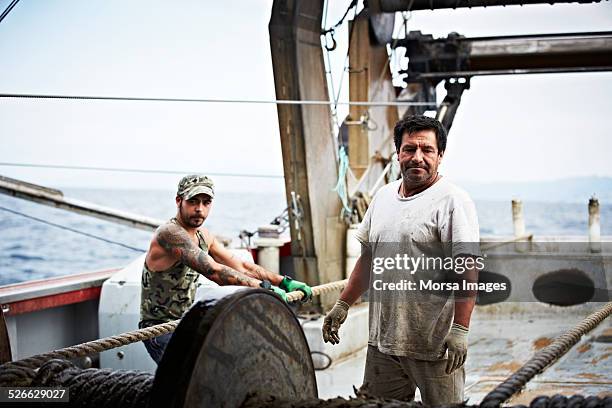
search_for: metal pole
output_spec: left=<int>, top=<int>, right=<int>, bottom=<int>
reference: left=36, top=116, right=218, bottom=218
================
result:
left=588, top=195, right=601, bottom=253
left=395, top=31, right=612, bottom=81
left=369, top=0, right=605, bottom=12
left=0, top=175, right=162, bottom=231
left=512, top=199, right=526, bottom=238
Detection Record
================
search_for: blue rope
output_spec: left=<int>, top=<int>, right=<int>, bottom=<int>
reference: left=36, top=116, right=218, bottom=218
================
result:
left=333, top=146, right=352, bottom=215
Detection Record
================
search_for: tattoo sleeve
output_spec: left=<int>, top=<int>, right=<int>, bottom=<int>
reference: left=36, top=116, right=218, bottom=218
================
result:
left=216, top=265, right=261, bottom=287
left=243, top=262, right=283, bottom=285
left=156, top=224, right=260, bottom=287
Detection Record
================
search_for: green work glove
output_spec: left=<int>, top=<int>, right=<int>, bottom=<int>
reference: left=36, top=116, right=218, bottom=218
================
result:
left=445, top=323, right=469, bottom=374
left=322, top=299, right=349, bottom=345
left=280, top=276, right=313, bottom=302
left=271, top=285, right=288, bottom=302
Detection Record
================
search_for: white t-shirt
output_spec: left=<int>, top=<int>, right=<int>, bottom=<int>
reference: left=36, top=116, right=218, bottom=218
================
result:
left=355, top=177, right=480, bottom=360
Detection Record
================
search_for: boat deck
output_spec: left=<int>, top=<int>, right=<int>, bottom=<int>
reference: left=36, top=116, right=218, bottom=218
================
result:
left=315, top=303, right=612, bottom=403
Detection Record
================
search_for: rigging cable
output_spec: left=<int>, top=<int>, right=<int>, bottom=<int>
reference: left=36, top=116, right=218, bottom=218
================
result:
left=331, top=3, right=360, bottom=113
left=0, top=0, right=20, bottom=24
left=322, top=0, right=340, bottom=136
left=323, top=0, right=362, bottom=204
left=0, top=162, right=284, bottom=179
left=0, top=205, right=146, bottom=252
left=0, top=93, right=436, bottom=107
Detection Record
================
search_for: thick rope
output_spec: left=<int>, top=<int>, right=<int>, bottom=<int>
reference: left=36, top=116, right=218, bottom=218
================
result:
left=2, top=293, right=611, bottom=407
left=244, top=394, right=612, bottom=408
left=2, top=321, right=179, bottom=373
left=480, top=302, right=612, bottom=407
left=287, top=279, right=348, bottom=303
left=0, top=279, right=349, bottom=379
left=32, top=359, right=153, bottom=408
left=17, top=359, right=612, bottom=408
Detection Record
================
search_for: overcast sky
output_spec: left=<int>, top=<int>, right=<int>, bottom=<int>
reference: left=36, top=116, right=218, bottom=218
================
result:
left=0, top=0, right=611, bottom=193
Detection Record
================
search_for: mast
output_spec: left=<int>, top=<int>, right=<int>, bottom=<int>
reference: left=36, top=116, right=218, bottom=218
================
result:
left=269, top=0, right=346, bottom=309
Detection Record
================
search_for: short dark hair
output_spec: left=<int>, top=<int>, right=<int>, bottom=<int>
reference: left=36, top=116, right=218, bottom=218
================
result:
left=393, top=115, right=447, bottom=154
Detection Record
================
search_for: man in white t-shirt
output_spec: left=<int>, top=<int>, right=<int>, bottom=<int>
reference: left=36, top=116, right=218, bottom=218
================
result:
left=322, top=115, right=480, bottom=405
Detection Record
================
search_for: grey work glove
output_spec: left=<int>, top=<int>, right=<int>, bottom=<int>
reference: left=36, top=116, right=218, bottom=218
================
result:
left=445, top=323, right=469, bottom=374
left=322, top=299, right=350, bottom=345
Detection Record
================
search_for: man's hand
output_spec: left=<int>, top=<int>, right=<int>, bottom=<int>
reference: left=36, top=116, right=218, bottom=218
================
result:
left=322, top=300, right=350, bottom=344
left=270, top=285, right=288, bottom=302
left=445, top=323, right=469, bottom=374
left=280, top=276, right=313, bottom=302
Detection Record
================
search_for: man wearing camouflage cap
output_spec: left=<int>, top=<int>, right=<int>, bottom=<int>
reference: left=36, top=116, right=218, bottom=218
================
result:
left=139, top=174, right=313, bottom=363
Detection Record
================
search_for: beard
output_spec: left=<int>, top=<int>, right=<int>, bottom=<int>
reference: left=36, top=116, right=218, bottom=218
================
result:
left=179, top=207, right=205, bottom=228
left=401, top=164, right=432, bottom=183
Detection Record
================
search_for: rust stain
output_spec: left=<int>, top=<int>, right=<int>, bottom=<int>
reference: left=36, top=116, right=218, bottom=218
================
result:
left=599, top=327, right=612, bottom=337
left=577, top=343, right=592, bottom=353
left=487, top=361, right=523, bottom=373
left=590, top=352, right=611, bottom=365
left=533, top=337, right=553, bottom=350
left=576, top=372, right=604, bottom=380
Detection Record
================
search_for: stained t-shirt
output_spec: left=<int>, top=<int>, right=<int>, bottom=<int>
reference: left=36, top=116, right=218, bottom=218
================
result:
left=355, top=177, right=480, bottom=360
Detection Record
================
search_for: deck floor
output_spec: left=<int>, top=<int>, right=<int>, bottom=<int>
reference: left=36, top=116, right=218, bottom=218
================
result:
left=315, top=303, right=612, bottom=403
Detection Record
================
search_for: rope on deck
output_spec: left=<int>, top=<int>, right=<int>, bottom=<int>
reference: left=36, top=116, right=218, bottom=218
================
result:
left=244, top=394, right=612, bottom=408
left=480, top=302, right=612, bottom=408
left=32, top=359, right=153, bottom=408
left=0, top=279, right=348, bottom=385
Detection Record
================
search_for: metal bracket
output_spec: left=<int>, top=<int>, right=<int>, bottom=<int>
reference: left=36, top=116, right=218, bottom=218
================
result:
left=436, top=77, right=471, bottom=131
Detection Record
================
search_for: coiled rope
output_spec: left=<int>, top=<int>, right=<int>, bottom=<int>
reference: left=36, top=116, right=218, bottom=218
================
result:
left=0, top=279, right=348, bottom=385
left=480, top=302, right=612, bottom=407
left=244, top=394, right=612, bottom=408
left=16, top=359, right=612, bottom=408
left=33, top=359, right=153, bottom=408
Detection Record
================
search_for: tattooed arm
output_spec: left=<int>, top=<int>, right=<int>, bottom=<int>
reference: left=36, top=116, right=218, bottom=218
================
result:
left=242, top=262, right=283, bottom=285
left=206, top=234, right=284, bottom=286
left=155, top=223, right=261, bottom=287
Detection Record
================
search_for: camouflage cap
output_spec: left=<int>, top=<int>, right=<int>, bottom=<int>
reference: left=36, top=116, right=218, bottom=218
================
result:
left=177, top=175, right=215, bottom=200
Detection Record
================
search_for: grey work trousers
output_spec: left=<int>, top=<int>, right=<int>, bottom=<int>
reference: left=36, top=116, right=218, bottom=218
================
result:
left=361, top=345, right=465, bottom=406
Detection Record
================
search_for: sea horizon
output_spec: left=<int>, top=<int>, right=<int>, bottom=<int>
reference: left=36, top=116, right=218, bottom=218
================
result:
left=1, top=183, right=611, bottom=286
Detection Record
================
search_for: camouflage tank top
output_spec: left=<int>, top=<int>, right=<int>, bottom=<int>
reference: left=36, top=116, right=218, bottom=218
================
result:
left=139, top=219, right=207, bottom=327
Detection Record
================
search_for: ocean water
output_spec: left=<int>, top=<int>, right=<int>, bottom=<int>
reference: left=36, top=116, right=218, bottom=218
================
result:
left=1, top=188, right=610, bottom=286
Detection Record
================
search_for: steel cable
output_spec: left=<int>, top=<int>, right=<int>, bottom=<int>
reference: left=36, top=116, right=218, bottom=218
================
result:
left=0, top=0, right=20, bottom=24
left=0, top=205, right=147, bottom=252
left=0, top=161, right=285, bottom=179
left=0, top=92, right=436, bottom=107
